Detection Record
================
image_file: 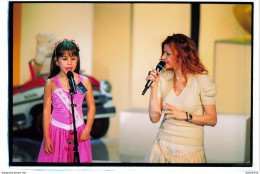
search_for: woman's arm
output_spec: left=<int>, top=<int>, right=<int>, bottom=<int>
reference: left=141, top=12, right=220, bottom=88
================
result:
left=163, top=103, right=217, bottom=127
left=42, top=79, right=54, bottom=154
left=189, top=105, right=217, bottom=127
left=79, top=77, right=96, bottom=142
left=147, top=69, right=163, bottom=123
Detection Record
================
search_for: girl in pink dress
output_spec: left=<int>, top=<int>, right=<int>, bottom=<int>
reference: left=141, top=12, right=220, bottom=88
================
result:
left=37, top=39, right=95, bottom=163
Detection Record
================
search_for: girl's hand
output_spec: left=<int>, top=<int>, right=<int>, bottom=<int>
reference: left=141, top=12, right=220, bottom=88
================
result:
left=43, top=137, right=54, bottom=154
left=146, top=69, right=161, bottom=88
left=162, top=103, right=186, bottom=120
left=78, top=130, right=90, bottom=143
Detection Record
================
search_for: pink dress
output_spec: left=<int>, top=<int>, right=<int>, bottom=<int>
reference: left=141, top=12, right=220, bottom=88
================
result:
left=37, top=75, right=92, bottom=163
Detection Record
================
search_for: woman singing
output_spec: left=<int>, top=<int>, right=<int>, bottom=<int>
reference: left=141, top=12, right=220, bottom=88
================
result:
left=145, top=33, right=217, bottom=163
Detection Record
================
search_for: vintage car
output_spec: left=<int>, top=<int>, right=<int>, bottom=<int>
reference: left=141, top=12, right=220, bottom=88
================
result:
left=13, top=61, right=116, bottom=140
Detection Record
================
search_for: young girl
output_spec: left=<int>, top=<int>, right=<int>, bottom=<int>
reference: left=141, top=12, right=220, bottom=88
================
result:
left=37, top=39, right=95, bottom=163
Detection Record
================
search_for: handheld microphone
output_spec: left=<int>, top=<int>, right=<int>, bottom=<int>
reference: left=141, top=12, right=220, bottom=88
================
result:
left=67, top=71, right=77, bottom=94
left=142, top=61, right=165, bottom=95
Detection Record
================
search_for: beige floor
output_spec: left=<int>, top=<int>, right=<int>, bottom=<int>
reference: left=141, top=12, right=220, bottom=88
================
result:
left=91, top=137, right=145, bottom=163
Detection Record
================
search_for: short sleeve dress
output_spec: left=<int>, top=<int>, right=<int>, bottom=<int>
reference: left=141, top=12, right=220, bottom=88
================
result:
left=145, top=70, right=217, bottom=163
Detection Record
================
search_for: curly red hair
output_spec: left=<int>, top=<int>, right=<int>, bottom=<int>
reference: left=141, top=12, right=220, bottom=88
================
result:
left=161, top=33, right=208, bottom=78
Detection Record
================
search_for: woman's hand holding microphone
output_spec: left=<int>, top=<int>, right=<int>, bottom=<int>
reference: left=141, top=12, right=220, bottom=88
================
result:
left=142, top=61, right=165, bottom=95
left=146, top=68, right=186, bottom=121
left=146, top=69, right=161, bottom=88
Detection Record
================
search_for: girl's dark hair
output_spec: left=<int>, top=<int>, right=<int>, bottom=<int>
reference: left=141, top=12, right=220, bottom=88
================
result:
left=49, top=40, right=80, bottom=78
left=161, top=33, right=208, bottom=77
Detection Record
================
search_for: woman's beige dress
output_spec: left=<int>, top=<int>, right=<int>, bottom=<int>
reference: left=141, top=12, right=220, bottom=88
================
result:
left=145, top=70, right=217, bottom=163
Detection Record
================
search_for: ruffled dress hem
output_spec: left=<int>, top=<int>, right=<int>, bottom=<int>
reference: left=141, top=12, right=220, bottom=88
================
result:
left=145, top=138, right=206, bottom=163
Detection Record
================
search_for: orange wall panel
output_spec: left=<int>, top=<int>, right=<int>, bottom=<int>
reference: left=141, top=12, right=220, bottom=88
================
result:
left=13, top=3, right=21, bottom=86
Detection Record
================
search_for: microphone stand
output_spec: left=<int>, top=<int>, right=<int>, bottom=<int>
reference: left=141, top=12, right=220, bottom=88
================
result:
left=69, top=89, right=80, bottom=163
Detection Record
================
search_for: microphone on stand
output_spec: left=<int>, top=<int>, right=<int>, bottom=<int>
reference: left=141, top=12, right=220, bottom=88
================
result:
left=67, top=71, right=80, bottom=163
left=67, top=71, right=77, bottom=94
left=142, top=61, right=165, bottom=95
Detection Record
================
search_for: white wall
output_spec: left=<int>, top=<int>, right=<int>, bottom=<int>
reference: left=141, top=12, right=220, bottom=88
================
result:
left=20, top=3, right=93, bottom=83
left=92, top=3, right=191, bottom=138
left=204, top=114, right=251, bottom=163
left=199, top=4, right=248, bottom=79
left=131, top=3, right=191, bottom=108
left=92, top=3, right=132, bottom=138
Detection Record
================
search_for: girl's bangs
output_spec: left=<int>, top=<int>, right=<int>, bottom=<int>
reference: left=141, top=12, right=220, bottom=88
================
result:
left=56, top=41, right=79, bottom=57
left=57, top=48, right=79, bottom=57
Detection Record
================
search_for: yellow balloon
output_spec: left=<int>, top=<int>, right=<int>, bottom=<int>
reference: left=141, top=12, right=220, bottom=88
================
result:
left=233, top=4, right=252, bottom=34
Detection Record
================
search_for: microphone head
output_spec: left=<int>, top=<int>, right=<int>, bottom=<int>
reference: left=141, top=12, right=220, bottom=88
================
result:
left=156, top=61, right=165, bottom=71
left=67, top=71, right=74, bottom=78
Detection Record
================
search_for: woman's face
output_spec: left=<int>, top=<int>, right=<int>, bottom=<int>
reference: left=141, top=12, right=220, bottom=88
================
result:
left=161, top=44, right=178, bottom=70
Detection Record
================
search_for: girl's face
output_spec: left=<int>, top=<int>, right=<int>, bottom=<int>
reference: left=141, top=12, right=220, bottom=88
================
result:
left=161, top=44, right=178, bottom=70
left=55, top=50, right=78, bottom=76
